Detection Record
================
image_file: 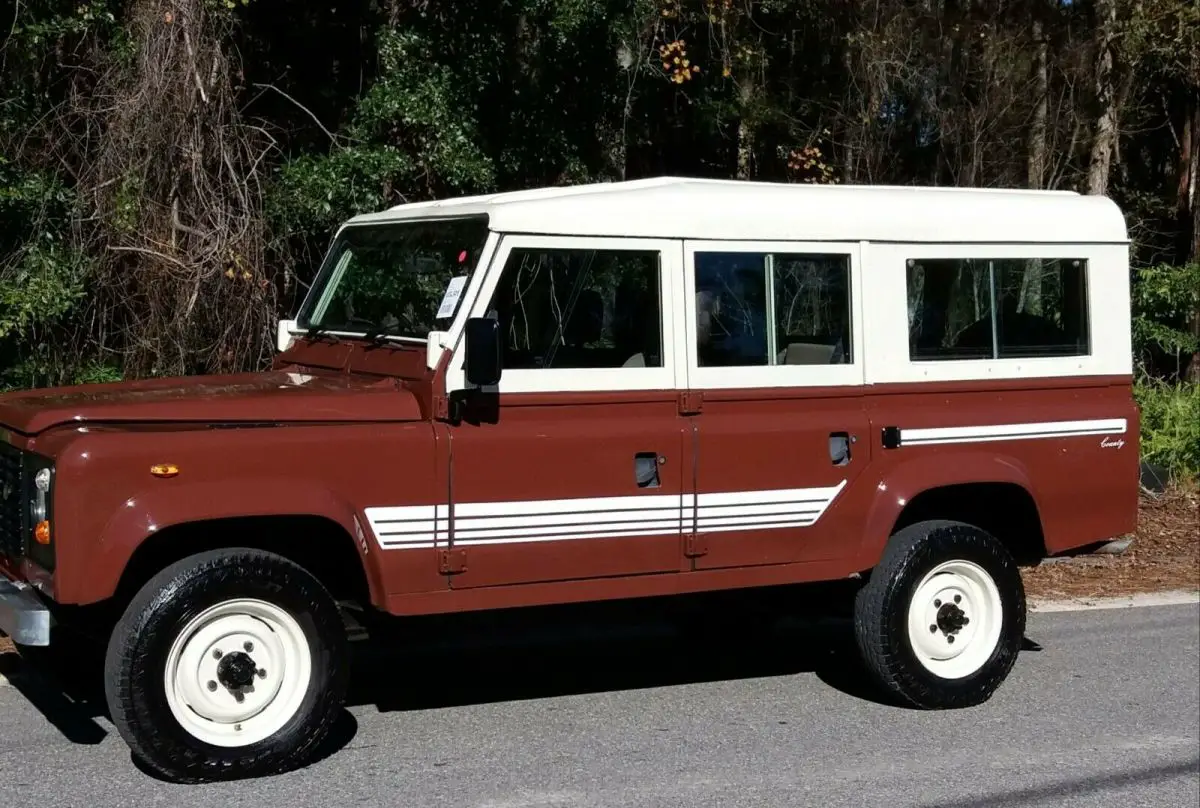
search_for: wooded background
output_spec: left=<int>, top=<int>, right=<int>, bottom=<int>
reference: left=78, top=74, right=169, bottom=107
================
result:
left=1, top=0, right=1197, bottom=471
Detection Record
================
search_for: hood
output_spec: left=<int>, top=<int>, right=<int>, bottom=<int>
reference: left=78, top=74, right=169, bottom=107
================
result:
left=0, top=370, right=425, bottom=435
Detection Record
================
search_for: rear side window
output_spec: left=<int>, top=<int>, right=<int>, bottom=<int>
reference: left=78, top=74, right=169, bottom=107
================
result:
left=485, top=247, right=663, bottom=370
left=906, top=258, right=1089, bottom=360
left=693, top=251, right=853, bottom=367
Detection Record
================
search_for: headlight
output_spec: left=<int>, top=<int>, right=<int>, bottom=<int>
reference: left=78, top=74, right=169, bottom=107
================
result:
left=25, top=456, right=55, bottom=570
left=32, top=468, right=50, bottom=522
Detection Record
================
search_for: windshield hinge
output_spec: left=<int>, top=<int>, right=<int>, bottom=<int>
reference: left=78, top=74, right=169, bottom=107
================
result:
left=677, top=391, right=703, bottom=415
left=433, top=394, right=450, bottom=420
left=439, top=548, right=467, bottom=575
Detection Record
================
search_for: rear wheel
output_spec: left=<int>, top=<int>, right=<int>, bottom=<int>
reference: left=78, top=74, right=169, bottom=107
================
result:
left=103, top=548, right=348, bottom=782
left=853, top=520, right=1026, bottom=709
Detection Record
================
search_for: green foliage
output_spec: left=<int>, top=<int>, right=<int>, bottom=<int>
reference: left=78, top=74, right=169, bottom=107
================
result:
left=268, top=146, right=417, bottom=238
left=0, top=0, right=1198, bottom=400
left=266, top=28, right=494, bottom=246
left=1135, top=377, right=1200, bottom=480
left=1131, top=262, right=1200, bottom=360
left=0, top=353, right=122, bottom=393
left=350, top=30, right=494, bottom=190
left=0, top=240, right=89, bottom=340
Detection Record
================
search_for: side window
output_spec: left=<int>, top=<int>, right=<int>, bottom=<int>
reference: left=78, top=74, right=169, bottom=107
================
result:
left=694, top=251, right=852, bottom=367
left=906, top=258, right=1089, bottom=360
left=485, top=247, right=663, bottom=370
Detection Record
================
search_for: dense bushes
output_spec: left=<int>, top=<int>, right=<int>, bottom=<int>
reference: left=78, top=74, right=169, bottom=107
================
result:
left=0, top=0, right=1196, bottom=478
left=1135, top=379, right=1200, bottom=482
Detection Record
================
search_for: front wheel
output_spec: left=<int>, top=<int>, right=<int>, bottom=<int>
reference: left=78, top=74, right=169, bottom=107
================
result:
left=853, top=520, right=1026, bottom=709
left=103, top=548, right=349, bottom=782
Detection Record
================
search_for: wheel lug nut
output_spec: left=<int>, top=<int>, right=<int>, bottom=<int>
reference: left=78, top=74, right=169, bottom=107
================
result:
left=934, top=599, right=941, bottom=607
left=235, top=692, right=245, bottom=703
left=244, top=641, right=254, bottom=652
left=947, top=635, right=955, bottom=644
left=954, top=594, right=961, bottom=604
left=257, top=668, right=267, bottom=678
left=213, top=649, right=223, bottom=659
left=929, top=624, right=937, bottom=633
left=963, top=617, right=969, bottom=625
left=207, top=680, right=217, bottom=692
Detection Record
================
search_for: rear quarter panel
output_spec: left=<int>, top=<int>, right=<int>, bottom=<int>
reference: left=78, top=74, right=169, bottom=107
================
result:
left=856, top=376, right=1139, bottom=566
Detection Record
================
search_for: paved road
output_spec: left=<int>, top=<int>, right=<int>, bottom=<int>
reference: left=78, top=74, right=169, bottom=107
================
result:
left=1, top=601, right=1197, bottom=808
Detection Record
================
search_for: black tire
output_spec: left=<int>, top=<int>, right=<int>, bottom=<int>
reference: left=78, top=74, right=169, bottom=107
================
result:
left=102, top=548, right=349, bottom=782
left=853, top=519, right=1026, bottom=709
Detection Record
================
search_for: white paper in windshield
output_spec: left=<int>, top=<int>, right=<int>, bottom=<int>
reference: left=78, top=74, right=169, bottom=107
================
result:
left=435, top=275, right=469, bottom=319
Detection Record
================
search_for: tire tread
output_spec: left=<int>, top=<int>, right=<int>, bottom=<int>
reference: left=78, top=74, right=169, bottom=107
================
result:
left=853, top=519, right=1026, bottom=709
left=103, top=547, right=347, bottom=783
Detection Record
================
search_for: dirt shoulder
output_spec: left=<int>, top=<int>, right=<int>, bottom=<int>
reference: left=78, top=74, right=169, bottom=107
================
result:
left=1022, top=483, right=1199, bottom=600
left=2, top=487, right=1196, bottom=660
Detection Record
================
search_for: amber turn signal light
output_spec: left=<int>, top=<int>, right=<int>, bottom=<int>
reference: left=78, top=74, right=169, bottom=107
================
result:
left=150, top=463, right=180, bottom=478
left=34, top=520, right=51, bottom=545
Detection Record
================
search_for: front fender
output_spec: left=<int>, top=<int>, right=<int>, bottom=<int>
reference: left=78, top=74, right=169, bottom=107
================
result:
left=63, top=478, right=386, bottom=607
left=853, top=451, right=1039, bottom=570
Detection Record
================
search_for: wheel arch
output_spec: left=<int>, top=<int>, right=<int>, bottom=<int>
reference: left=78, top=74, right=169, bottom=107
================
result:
left=66, top=478, right=388, bottom=611
left=112, top=515, right=377, bottom=611
left=856, top=453, right=1047, bottom=569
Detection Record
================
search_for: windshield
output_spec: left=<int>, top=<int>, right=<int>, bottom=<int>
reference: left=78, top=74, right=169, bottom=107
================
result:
left=298, top=216, right=490, bottom=339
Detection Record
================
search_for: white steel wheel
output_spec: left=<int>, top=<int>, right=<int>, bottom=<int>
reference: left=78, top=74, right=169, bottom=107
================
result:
left=163, top=598, right=313, bottom=747
left=905, top=559, right=1004, bottom=680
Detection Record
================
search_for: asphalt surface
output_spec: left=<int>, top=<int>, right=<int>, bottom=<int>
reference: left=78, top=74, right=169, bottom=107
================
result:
left=0, top=601, right=1197, bottom=808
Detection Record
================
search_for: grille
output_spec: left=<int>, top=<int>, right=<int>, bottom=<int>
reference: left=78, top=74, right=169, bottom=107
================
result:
left=0, top=444, right=25, bottom=561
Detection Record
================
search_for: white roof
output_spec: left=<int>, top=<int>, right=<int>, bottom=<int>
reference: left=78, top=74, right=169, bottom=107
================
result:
left=346, top=176, right=1128, bottom=244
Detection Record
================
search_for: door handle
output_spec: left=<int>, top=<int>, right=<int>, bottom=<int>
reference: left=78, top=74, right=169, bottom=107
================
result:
left=634, top=452, right=662, bottom=488
left=829, top=433, right=852, bottom=466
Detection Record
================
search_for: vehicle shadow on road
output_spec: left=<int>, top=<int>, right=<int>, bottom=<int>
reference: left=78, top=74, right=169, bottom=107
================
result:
left=344, top=591, right=911, bottom=713
left=4, top=586, right=1049, bottom=782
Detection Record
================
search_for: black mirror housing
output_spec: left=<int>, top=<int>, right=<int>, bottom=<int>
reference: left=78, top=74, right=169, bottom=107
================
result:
left=464, top=317, right=502, bottom=387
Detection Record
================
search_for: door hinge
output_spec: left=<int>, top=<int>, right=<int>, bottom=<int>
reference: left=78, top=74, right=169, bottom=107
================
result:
left=678, top=391, right=703, bottom=415
left=685, top=533, right=708, bottom=557
left=439, top=548, right=467, bottom=574
left=433, top=395, right=450, bottom=420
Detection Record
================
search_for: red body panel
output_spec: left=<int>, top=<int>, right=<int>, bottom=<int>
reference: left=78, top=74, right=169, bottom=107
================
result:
left=0, top=334, right=1139, bottom=617
left=446, top=393, right=691, bottom=587
left=856, top=376, right=1139, bottom=563
left=690, top=388, right=873, bottom=569
left=0, top=370, right=420, bottom=434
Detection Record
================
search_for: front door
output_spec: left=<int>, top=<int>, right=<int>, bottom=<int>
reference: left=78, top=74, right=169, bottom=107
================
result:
left=680, top=239, right=871, bottom=569
left=444, top=235, right=692, bottom=588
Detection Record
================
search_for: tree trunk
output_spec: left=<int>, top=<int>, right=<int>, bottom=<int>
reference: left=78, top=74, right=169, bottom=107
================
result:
left=1183, top=92, right=1200, bottom=263
left=1028, top=18, right=1049, bottom=190
left=1087, top=0, right=1117, bottom=196
left=736, top=73, right=756, bottom=180
left=736, top=119, right=754, bottom=180
left=1186, top=92, right=1200, bottom=382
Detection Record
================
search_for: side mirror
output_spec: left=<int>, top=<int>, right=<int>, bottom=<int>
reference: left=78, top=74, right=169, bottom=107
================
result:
left=464, top=317, right=502, bottom=387
left=277, top=319, right=297, bottom=352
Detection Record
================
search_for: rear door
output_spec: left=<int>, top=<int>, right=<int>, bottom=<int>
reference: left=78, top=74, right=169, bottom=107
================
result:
left=442, top=235, right=694, bottom=588
left=680, top=240, right=872, bottom=569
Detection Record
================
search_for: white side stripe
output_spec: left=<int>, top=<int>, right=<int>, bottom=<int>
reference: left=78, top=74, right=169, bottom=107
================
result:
left=900, top=418, right=1126, bottom=447
left=455, top=492, right=683, bottom=518
left=366, top=504, right=448, bottom=548
left=363, top=481, right=846, bottom=551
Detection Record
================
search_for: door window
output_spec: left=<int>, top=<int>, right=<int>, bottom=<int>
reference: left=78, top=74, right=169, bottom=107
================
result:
left=484, top=247, right=663, bottom=370
left=693, top=251, right=853, bottom=368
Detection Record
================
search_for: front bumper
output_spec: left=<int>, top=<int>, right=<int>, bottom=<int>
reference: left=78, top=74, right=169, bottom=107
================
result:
left=0, top=576, right=51, bottom=646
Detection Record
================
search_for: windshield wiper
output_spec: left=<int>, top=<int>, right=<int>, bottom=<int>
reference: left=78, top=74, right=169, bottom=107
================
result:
left=301, top=324, right=342, bottom=344
left=343, top=316, right=397, bottom=346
